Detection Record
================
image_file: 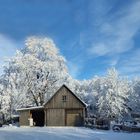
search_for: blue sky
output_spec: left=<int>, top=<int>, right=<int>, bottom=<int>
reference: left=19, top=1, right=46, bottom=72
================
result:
left=0, top=0, right=140, bottom=79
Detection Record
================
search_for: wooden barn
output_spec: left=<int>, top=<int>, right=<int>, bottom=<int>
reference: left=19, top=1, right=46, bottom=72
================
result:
left=17, top=85, right=87, bottom=126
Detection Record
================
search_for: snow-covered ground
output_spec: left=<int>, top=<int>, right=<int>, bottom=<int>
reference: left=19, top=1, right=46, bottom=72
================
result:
left=0, top=126, right=140, bottom=140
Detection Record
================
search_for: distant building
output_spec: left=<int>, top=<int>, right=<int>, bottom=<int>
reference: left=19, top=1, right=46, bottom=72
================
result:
left=17, top=85, right=87, bottom=126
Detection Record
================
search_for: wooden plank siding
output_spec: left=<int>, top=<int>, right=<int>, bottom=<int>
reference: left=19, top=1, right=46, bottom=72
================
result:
left=19, top=110, right=30, bottom=126
left=44, top=85, right=86, bottom=126
left=45, top=86, right=84, bottom=109
left=46, top=109, right=65, bottom=126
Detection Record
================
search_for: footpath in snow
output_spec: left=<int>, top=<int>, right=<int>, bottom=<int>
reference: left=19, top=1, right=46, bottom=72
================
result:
left=0, top=126, right=140, bottom=140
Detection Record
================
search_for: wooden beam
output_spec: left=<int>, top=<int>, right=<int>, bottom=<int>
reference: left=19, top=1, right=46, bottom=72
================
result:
left=44, top=109, right=47, bottom=126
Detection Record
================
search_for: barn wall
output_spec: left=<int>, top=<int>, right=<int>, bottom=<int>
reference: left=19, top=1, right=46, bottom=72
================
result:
left=45, top=86, right=84, bottom=109
left=18, top=86, right=86, bottom=127
left=19, top=110, right=30, bottom=126
left=46, top=109, right=65, bottom=126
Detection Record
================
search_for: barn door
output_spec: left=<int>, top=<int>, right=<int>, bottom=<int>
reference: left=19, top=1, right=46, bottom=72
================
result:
left=66, top=110, right=83, bottom=126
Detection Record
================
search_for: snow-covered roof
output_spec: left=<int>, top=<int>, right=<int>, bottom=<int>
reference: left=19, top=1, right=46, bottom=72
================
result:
left=63, top=84, right=87, bottom=107
left=16, top=106, right=44, bottom=111
left=11, top=114, right=20, bottom=118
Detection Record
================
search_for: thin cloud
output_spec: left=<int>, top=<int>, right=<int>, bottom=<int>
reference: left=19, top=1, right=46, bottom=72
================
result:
left=0, top=34, right=19, bottom=73
left=67, top=61, right=81, bottom=79
left=118, top=49, right=140, bottom=77
left=89, top=1, right=140, bottom=56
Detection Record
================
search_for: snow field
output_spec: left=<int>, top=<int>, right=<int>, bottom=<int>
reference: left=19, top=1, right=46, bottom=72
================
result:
left=0, top=127, right=140, bottom=140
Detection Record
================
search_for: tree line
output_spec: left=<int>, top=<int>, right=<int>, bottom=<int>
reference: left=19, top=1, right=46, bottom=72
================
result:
left=0, top=36, right=139, bottom=123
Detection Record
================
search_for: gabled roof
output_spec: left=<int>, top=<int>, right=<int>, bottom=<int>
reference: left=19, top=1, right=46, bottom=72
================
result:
left=17, top=84, right=87, bottom=111
left=44, top=84, right=87, bottom=107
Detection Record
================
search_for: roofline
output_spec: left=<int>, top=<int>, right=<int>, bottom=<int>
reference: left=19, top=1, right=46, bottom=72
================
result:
left=44, top=84, right=87, bottom=107
left=17, top=85, right=87, bottom=111
left=16, top=106, right=44, bottom=111
left=63, top=84, right=87, bottom=107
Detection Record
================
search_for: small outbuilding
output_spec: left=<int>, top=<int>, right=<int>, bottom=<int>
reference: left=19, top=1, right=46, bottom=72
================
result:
left=17, top=85, right=87, bottom=126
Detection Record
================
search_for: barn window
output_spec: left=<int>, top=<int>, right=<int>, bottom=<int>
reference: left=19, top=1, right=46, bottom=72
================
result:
left=62, top=95, right=67, bottom=102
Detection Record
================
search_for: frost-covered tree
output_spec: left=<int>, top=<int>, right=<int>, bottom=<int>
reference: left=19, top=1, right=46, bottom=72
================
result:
left=128, top=78, right=140, bottom=113
left=1, top=36, right=139, bottom=122
left=96, top=68, right=130, bottom=120
left=2, top=36, right=70, bottom=108
left=66, top=78, right=97, bottom=116
left=0, top=83, right=11, bottom=123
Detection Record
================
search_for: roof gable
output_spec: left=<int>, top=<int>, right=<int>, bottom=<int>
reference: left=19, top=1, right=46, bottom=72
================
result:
left=44, top=84, right=86, bottom=108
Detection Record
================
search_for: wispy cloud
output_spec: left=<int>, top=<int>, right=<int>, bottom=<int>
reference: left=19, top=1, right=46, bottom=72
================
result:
left=0, top=34, right=19, bottom=73
left=67, top=61, right=81, bottom=79
left=118, top=49, right=140, bottom=77
left=67, top=52, right=87, bottom=79
left=88, top=1, right=140, bottom=57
